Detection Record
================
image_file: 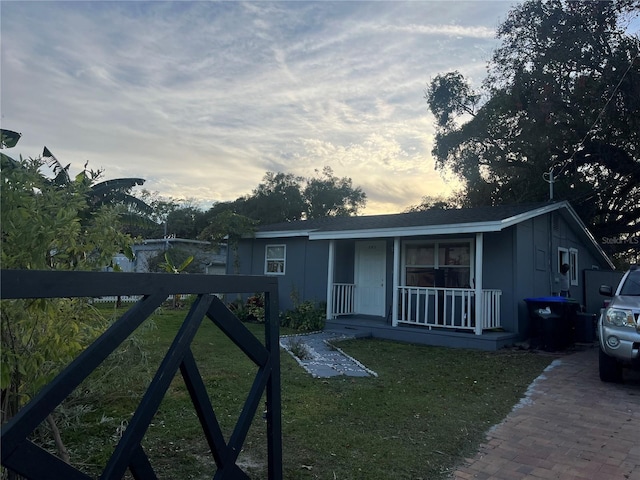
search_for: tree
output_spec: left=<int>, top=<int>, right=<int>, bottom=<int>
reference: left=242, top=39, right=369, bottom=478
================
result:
left=404, top=194, right=463, bottom=212
left=42, top=147, right=155, bottom=232
left=244, top=171, right=307, bottom=224
left=213, top=167, right=367, bottom=226
left=199, top=210, right=258, bottom=273
left=1, top=139, right=135, bottom=464
left=303, top=166, right=367, bottom=219
left=426, top=0, right=640, bottom=263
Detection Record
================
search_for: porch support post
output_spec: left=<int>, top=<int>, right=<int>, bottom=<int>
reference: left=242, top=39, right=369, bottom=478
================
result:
left=474, top=232, right=483, bottom=335
left=392, top=237, right=400, bottom=327
left=326, top=239, right=335, bottom=320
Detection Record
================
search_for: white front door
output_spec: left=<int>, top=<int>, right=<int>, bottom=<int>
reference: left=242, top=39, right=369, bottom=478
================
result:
left=355, top=241, right=386, bottom=316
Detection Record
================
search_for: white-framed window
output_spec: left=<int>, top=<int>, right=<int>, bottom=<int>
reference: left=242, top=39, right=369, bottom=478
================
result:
left=569, top=248, right=578, bottom=286
left=403, top=240, right=472, bottom=288
left=558, top=247, right=579, bottom=286
left=265, top=244, right=286, bottom=275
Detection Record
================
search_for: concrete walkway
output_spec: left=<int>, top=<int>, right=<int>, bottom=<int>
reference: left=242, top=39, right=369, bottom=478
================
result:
left=451, top=347, right=640, bottom=480
left=279, top=332, right=377, bottom=378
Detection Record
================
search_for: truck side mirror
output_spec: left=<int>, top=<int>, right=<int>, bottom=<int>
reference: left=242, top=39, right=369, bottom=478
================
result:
left=599, top=285, right=613, bottom=297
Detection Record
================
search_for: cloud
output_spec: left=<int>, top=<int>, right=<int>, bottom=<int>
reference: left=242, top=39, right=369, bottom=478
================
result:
left=1, top=1, right=514, bottom=215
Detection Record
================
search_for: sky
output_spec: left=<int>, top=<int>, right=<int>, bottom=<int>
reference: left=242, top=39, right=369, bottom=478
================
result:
left=1, top=1, right=522, bottom=214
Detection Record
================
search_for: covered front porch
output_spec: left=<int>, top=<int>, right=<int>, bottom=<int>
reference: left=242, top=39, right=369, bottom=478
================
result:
left=325, top=233, right=505, bottom=337
left=324, top=316, right=518, bottom=351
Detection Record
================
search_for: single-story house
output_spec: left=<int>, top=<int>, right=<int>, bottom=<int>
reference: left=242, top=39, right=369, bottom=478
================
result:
left=229, top=201, right=614, bottom=350
left=110, top=238, right=227, bottom=274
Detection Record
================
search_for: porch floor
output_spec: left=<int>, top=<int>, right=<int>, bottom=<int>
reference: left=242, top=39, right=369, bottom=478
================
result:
left=324, top=316, right=520, bottom=351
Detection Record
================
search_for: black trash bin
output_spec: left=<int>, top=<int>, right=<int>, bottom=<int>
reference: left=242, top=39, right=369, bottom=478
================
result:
left=574, top=312, right=597, bottom=343
left=524, top=297, right=580, bottom=351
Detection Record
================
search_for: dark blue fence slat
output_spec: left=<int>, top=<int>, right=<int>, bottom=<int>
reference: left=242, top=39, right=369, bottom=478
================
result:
left=1, top=270, right=282, bottom=480
left=1, top=292, right=167, bottom=452
left=208, top=296, right=270, bottom=366
left=128, top=445, right=158, bottom=480
left=180, top=350, right=229, bottom=466
left=2, top=441, right=92, bottom=480
left=102, top=295, right=214, bottom=479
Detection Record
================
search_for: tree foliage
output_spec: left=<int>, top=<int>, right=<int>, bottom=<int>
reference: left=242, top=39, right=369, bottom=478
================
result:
left=225, top=166, right=367, bottom=225
left=43, top=147, right=154, bottom=232
left=303, top=166, right=367, bottom=219
left=1, top=151, right=134, bottom=434
left=426, top=0, right=640, bottom=261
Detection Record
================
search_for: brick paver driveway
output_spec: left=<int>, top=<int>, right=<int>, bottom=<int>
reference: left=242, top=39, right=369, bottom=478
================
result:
left=452, top=347, right=640, bottom=480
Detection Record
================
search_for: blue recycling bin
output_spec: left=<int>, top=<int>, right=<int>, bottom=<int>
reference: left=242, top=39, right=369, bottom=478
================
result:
left=524, top=296, right=580, bottom=351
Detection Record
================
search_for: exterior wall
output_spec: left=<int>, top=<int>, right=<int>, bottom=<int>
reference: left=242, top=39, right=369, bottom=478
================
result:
left=512, top=216, right=553, bottom=339
left=482, top=230, right=517, bottom=332
left=109, top=241, right=226, bottom=274
left=512, top=212, right=614, bottom=340
left=231, top=237, right=329, bottom=311
left=549, top=211, right=608, bottom=305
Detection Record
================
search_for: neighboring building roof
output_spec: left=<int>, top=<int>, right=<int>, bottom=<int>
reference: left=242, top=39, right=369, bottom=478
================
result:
left=252, top=201, right=613, bottom=269
left=137, top=238, right=211, bottom=246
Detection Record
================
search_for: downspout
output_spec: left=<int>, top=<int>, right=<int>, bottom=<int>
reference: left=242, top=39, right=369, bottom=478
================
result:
left=392, top=237, right=400, bottom=327
left=326, top=239, right=335, bottom=320
left=474, top=232, right=483, bottom=335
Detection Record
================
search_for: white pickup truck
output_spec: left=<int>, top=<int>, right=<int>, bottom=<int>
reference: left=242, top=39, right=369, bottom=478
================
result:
left=597, top=265, right=640, bottom=382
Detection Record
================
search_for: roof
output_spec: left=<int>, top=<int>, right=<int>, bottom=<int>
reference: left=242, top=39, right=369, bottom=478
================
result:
left=255, top=202, right=555, bottom=239
left=252, top=201, right=613, bottom=269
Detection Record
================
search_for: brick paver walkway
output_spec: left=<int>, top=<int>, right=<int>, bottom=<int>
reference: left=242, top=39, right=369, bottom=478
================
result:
left=452, top=347, right=640, bottom=480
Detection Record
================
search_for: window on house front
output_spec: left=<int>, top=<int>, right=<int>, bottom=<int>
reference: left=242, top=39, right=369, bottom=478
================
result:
left=404, top=241, right=471, bottom=288
left=265, top=245, right=286, bottom=275
left=569, top=248, right=578, bottom=286
left=558, top=247, right=579, bottom=286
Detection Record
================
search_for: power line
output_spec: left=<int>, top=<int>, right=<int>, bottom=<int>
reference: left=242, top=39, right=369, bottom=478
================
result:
left=555, top=48, right=640, bottom=178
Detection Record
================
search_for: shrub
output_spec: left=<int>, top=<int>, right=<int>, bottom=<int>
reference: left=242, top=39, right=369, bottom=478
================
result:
left=280, top=301, right=325, bottom=332
left=228, top=294, right=265, bottom=323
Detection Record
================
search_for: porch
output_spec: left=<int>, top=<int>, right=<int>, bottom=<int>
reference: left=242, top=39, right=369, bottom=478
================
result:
left=325, top=315, right=519, bottom=351
left=330, top=283, right=503, bottom=336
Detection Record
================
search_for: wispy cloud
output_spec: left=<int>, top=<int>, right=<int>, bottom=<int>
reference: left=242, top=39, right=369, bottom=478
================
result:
left=1, top=1, right=515, bottom=213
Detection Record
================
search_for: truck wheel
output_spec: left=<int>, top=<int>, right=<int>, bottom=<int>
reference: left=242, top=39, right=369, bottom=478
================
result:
left=599, top=348, right=622, bottom=383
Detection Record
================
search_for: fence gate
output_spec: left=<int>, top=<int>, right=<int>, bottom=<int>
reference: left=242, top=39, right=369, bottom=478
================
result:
left=0, top=270, right=282, bottom=480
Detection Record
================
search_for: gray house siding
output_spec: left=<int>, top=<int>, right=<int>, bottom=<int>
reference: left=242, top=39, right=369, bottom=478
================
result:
left=231, top=202, right=613, bottom=350
left=482, top=230, right=517, bottom=333
left=300, top=240, right=330, bottom=309
left=232, top=237, right=329, bottom=311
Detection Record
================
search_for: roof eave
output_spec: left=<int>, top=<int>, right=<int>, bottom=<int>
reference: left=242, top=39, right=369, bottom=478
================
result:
left=308, top=221, right=504, bottom=240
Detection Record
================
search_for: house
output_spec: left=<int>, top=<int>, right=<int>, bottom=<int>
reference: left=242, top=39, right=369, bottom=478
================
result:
left=230, top=201, right=614, bottom=350
left=110, top=238, right=227, bottom=274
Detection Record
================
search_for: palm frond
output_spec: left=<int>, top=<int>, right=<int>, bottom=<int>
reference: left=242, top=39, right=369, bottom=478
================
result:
left=42, top=147, right=71, bottom=185
left=1, top=130, right=21, bottom=149
left=117, top=211, right=159, bottom=229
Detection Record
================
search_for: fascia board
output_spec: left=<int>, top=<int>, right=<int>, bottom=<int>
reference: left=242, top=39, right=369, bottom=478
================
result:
left=308, top=221, right=503, bottom=240
left=499, top=203, right=563, bottom=229
left=559, top=203, right=616, bottom=270
left=254, top=230, right=314, bottom=239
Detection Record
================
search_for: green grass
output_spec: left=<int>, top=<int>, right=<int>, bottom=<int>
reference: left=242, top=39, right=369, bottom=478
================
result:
left=49, top=304, right=553, bottom=479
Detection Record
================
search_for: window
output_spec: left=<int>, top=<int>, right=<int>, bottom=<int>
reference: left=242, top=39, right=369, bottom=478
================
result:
left=265, top=245, right=286, bottom=275
left=569, top=248, right=578, bottom=286
left=558, top=247, right=579, bottom=286
left=404, top=241, right=471, bottom=288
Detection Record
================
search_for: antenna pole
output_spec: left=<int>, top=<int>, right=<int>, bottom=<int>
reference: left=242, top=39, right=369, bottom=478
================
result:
left=549, top=167, right=554, bottom=201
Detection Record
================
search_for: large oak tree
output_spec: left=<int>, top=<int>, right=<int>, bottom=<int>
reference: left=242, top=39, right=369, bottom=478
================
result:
left=426, top=0, right=640, bottom=262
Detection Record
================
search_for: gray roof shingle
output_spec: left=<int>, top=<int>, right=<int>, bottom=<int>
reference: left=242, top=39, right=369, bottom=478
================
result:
left=256, top=202, right=553, bottom=233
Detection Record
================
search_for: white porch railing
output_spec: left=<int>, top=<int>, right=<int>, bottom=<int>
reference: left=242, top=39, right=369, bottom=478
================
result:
left=397, top=286, right=502, bottom=331
left=332, top=283, right=356, bottom=317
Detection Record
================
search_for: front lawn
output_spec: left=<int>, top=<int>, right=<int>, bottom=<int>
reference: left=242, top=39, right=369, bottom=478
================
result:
left=48, top=304, right=552, bottom=479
